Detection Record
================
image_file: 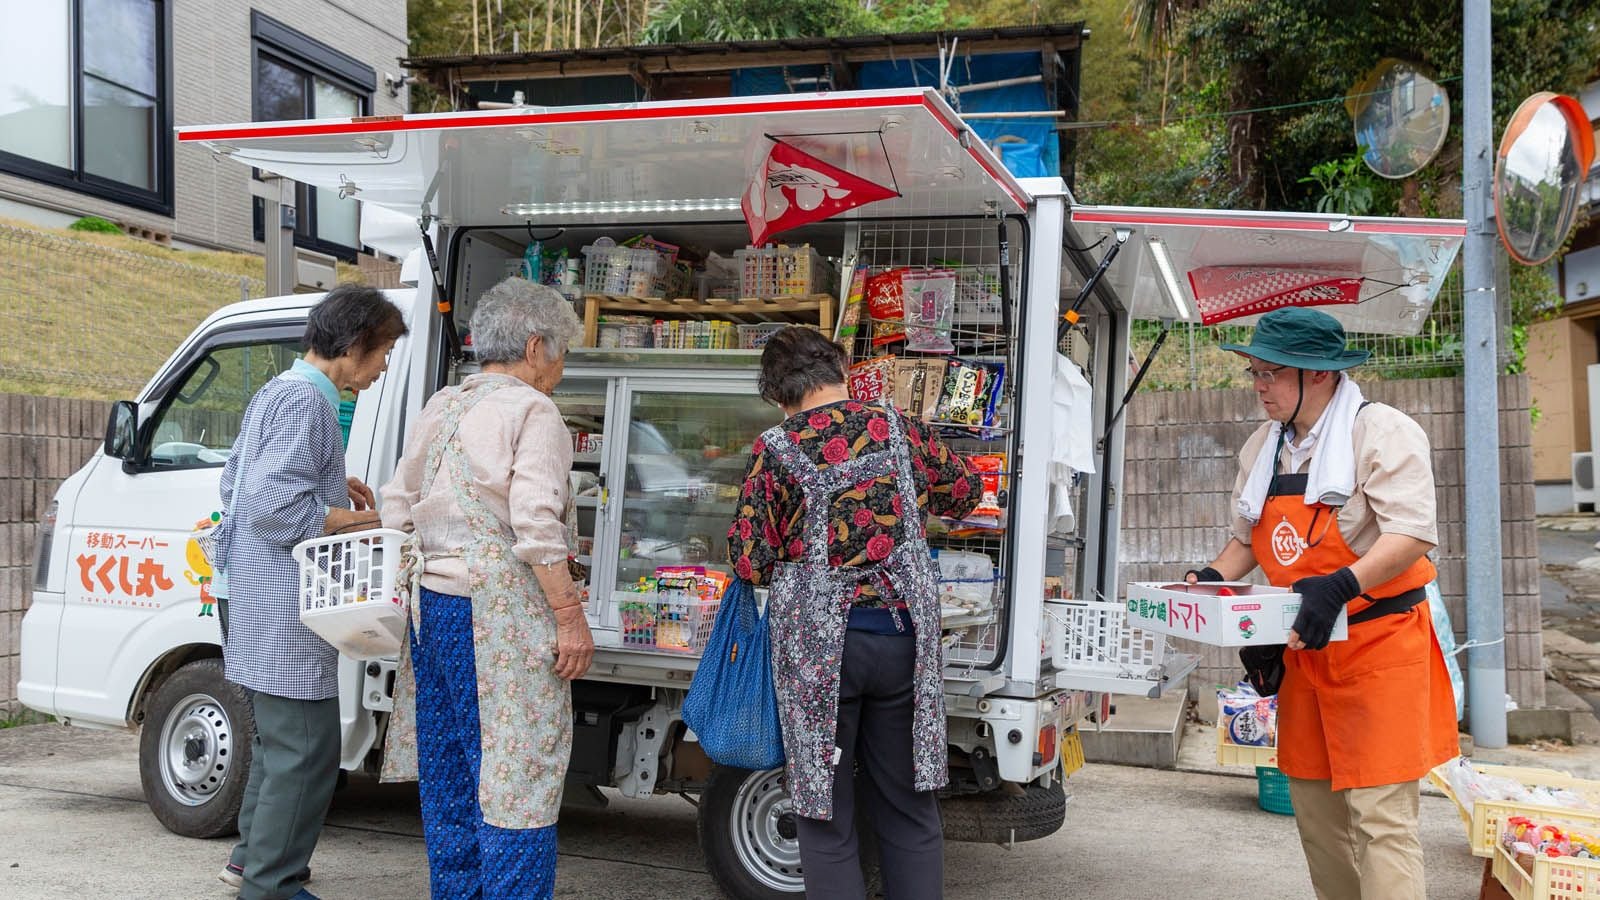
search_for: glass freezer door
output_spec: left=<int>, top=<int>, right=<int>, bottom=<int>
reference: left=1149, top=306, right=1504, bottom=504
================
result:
left=603, top=381, right=777, bottom=653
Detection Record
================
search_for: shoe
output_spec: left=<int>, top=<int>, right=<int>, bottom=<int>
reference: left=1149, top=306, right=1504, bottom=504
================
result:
left=218, top=863, right=313, bottom=889
left=288, top=890, right=321, bottom=900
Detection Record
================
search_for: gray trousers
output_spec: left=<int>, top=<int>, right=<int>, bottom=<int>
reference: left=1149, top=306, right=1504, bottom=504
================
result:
left=796, top=630, right=944, bottom=900
left=220, top=597, right=340, bottom=900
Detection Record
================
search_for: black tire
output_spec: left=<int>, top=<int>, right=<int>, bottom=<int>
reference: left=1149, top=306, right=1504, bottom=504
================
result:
left=939, top=775, right=1067, bottom=845
left=137, top=658, right=254, bottom=838
left=699, top=766, right=805, bottom=899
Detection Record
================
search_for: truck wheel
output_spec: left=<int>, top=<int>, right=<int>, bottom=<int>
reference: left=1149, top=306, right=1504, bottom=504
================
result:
left=698, top=766, right=805, bottom=898
left=137, top=658, right=253, bottom=838
left=939, top=775, right=1066, bottom=845
left=697, top=766, right=886, bottom=899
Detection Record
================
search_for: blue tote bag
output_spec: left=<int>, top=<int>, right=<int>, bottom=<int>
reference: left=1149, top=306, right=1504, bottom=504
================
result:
left=682, top=579, right=785, bottom=771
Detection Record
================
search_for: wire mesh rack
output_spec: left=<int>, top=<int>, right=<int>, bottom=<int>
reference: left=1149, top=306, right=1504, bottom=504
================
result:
left=844, top=217, right=1025, bottom=672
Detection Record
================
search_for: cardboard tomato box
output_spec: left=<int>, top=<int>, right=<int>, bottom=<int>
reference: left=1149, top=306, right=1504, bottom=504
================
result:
left=1123, top=582, right=1349, bottom=647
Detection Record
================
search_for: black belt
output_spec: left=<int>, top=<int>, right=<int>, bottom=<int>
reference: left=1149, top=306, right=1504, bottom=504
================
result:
left=1347, top=586, right=1427, bottom=625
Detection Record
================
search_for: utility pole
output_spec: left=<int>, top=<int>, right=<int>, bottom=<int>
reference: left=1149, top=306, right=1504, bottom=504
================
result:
left=250, top=175, right=296, bottom=298
left=1462, top=0, right=1508, bottom=748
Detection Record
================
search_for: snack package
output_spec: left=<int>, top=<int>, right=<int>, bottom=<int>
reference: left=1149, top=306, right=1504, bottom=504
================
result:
left=520, top=240, right=542, bottom=282
left=1218, top=686, right=1277, bottom=747
left=892, top=358, right=944, bottom=419
left=848, top=355, right=896, bottom=402
left=964, top=454, right=1007, bottom=520
left=866, top=269, right=908, bottom=346
left=836, top=266, right=868, bottom=354
left=900, top=268, right=957, bottom=353
left=935, top=360, right=986, bottom=425
left=979, top=361, right=1007, bottom=437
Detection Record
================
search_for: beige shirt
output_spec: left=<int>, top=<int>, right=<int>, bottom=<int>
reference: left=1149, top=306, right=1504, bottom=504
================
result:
left=1229, top=401, right=1438, bottom=557
left=380, top=373, right=573, bottom=596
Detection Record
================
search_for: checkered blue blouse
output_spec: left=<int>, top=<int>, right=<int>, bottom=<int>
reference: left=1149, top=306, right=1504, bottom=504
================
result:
left=216, top=376, right=349, bottom=700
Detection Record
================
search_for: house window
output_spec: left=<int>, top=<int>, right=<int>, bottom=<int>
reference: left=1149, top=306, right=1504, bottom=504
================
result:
left=0, top=0, right=172, bottom=214
left=250, top=12, right=375, bottom=260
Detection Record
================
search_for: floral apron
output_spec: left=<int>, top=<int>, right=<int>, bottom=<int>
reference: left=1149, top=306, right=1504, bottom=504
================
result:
left=381, top=378, right=572, bottom=829
left=761, top=410, right=948, bottom=821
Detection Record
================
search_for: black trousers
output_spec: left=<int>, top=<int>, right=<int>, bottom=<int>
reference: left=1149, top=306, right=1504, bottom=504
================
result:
left=795, top=630, right=944, bottom=900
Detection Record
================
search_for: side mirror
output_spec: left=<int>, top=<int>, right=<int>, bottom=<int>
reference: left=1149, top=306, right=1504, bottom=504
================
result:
left=104, top=401, right=138, bottom=461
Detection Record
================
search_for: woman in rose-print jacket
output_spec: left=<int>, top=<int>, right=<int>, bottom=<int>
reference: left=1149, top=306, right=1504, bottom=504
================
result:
left=727, top=327, right=981, bottom=900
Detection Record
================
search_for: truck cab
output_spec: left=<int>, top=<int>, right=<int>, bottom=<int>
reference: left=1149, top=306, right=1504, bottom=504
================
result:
left=20, top=88, right=1462, bottom=898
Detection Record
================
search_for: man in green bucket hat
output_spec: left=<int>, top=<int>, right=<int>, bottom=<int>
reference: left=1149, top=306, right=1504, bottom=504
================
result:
left=1186, top=306, right=1458, bottom=899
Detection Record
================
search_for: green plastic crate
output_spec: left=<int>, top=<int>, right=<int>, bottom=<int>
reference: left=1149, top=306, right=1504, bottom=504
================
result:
left=1256, top=766, right=1295, bottom=816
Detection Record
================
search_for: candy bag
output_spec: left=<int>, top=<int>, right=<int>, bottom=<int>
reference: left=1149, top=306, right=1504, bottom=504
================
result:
left=901, top=268, right=957, bottom=353
left=936, top=360, right=986, bottom=426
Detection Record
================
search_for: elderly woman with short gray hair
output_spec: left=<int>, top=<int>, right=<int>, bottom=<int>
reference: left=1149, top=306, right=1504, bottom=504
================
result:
left=379, top=277, right=592, bottom=899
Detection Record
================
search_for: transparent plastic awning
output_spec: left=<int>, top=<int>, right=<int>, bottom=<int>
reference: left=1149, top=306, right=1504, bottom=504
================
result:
left=177, top=89, right=1030, bottom=226
left=1067, top=205, right=1466, bottom=336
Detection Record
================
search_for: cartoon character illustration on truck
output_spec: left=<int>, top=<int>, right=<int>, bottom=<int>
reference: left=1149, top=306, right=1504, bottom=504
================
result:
left=184, top=513, right=220, bottom=617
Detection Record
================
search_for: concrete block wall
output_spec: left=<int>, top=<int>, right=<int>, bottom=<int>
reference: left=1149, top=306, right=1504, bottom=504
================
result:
left=1118, top=375, right=1546, bottom=714
left=0, top=394, right=111, bottom=718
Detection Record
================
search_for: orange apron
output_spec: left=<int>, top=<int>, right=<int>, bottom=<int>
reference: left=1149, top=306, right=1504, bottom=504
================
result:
left=1251, top=471, right=1457, bottom=791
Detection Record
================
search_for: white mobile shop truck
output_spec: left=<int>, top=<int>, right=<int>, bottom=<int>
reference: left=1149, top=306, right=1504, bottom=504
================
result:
left=19, top=89, right=1462, bottom=898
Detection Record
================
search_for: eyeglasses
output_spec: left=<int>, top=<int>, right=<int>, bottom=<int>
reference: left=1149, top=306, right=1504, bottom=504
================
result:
left=1244, top=364, right=1290, bottom=384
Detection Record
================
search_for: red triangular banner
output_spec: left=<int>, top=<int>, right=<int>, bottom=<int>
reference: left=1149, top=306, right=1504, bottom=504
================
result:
left=742, top=139, right=897, bottom=246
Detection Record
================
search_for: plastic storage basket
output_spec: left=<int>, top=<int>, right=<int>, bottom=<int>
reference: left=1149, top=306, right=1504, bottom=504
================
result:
left=294, top=528, right=408, bottom=659
left=1256, top=766, right=1295, bottom=815
left=735, top=245, right=835, bottom=298
left=1429, top=760, right=1600, bottom=858
left=1216, top=722, right=1279, bottom=768
left=1045, top=599, right=1166, bottom=680
left=615, top=590, right=720, bottom=654
left=1494, top=844, right=1600, bottom=900
left=737, top=322, right=791, bottom=349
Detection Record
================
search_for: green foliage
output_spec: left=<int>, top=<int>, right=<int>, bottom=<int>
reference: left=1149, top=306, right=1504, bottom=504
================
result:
left=1297, top=151, right=1391, bottom=217
left=68, top=216, right=122, bottom=235
left=639, top=0, right=977, bottom=43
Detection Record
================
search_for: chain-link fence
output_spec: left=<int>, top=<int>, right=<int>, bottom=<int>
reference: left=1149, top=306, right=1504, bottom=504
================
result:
left=1128, top=269, right=1497, bottom=391
left=0, top=224, right=266, bottom=400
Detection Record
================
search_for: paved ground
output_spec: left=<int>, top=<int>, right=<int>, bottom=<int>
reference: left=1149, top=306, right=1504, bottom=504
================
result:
left=0, top=723, right=1487, bottom=900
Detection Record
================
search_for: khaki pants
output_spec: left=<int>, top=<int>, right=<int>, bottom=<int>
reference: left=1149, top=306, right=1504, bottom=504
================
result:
left=1287, top=777, right=1425, bottom=900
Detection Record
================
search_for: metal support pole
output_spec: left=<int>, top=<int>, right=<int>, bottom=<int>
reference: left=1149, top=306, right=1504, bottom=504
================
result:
left=1463, top=0, right=1508, bottom=748
left=250, top=175, right=297, bottom=297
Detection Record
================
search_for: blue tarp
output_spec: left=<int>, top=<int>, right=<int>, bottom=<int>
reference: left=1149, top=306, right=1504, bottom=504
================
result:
left=856, top=53, right=1056, bottom=178
left=731, top=55, right=1056, bottom=177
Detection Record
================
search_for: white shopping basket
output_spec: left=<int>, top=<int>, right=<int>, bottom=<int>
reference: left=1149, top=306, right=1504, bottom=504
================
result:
left=294, top=528, right=408, bottom=659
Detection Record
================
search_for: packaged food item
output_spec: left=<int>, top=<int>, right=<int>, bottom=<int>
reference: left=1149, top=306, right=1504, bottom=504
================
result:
left=835, top=267, right=868, bottom=354
left=848, top=356, right=895, bottom=402
left=935, top=360, right=986, bottom=425
left=964, top=454, right=1007, bottom=520
left=866, top=269, right=908, bottom=347
left=900, top=268, right=957, bottom=353
left=934, top=549, right=995, bottom=621
left=891, top=358, right=944, bottom=419
left=979, top=362, right=1007, bottom=432
left=521, top=240, right=543, bottom=282
left=1218, top=685, right=1277, bottom=747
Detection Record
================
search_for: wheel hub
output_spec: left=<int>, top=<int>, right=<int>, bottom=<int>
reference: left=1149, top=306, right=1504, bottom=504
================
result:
left=729, top=769, right=805, bottom=892
left=158, top=694, right=234, bottom=807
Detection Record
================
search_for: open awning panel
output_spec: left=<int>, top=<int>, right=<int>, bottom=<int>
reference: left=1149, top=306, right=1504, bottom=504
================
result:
left=177, top=89, right=1030, bottom=227
left=1068, top=206, right=1467, bottom=336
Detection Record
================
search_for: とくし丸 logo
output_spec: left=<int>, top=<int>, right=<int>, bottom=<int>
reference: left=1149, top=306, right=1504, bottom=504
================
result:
left=1271, top=518, right=1304, bottom=566
left=1238, top=616, right=1257, bottom=639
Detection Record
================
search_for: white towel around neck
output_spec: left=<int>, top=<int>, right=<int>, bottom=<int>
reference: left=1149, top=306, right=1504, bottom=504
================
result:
left=1235, top=374, right=1366, bottom=525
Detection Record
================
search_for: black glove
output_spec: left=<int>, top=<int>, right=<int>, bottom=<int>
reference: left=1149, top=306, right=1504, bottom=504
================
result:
left=1290, top=567, right=1362, bottom=650
left=1186, top=566, right=1224, bottom=583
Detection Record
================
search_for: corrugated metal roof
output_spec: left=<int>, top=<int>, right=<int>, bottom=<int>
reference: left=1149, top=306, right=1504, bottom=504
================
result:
left=402, top=22, right=1087, bottom=70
